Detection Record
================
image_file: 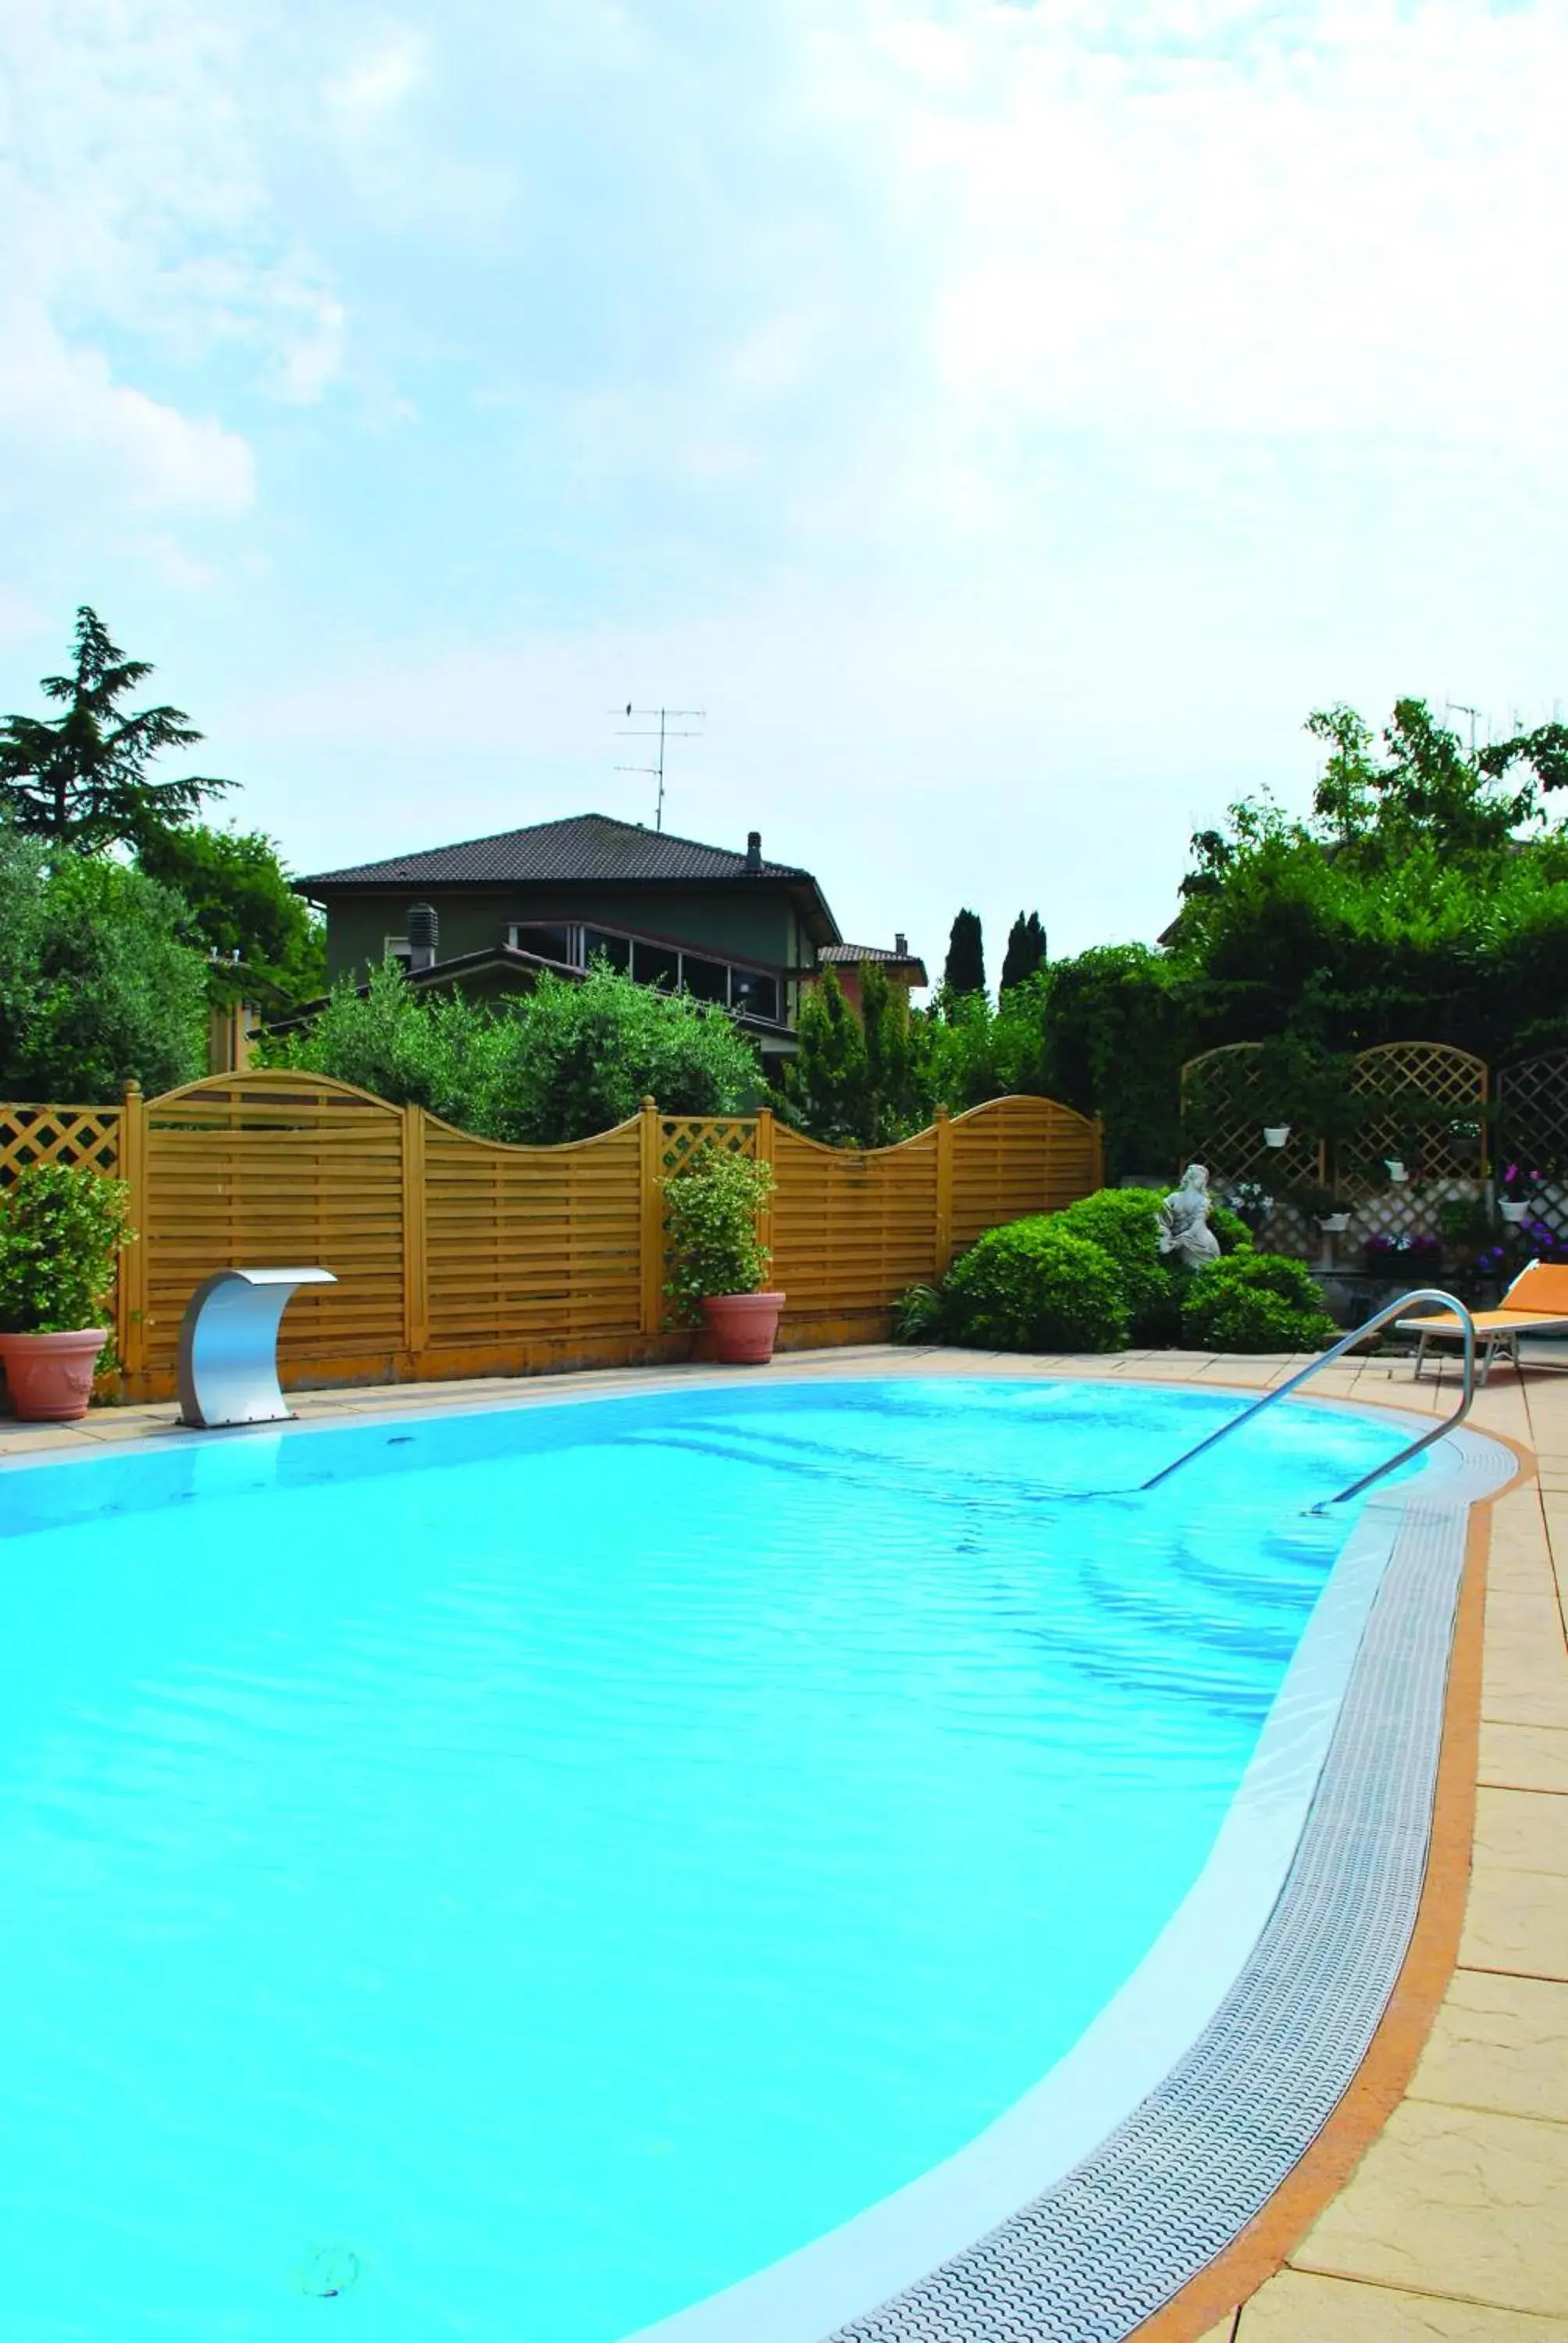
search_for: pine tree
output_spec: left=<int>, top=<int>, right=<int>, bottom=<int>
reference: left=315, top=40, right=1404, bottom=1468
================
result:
left=0, top=606, right=233, bottom=854
left=860, top=961, right=929, bottom=1145
left=999, top=910, right=1047, bottom=993
left=777, top=965, right=869, bottom=1143
left=943, top=908, right=985, bottom=997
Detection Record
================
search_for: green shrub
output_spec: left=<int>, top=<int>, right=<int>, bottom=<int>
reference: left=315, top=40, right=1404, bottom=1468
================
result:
left=1053, top=1187, right=1181, bottom=1341
left=0, top=1162, right=133, bottom=1336
left=1181, top=1251, right=1338, bottom=1354
left=271, top=961, right=761, bottom=1144
left=1209, top=1200, right=1253, bottom=1255
left=661, top=1146, right=775, bottom=1321
left=941, top=1218, right=1130, bottom=1353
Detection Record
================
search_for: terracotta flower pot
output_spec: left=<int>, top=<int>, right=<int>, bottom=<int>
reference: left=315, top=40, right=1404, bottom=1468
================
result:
left=700, top=1292, right=786, bottom=1365
left=0, top=1328, right=107, bottom=1422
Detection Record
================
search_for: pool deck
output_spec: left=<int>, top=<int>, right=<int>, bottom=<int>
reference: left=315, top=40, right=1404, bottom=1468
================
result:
left=4, top=1342, right=1566, bottom=2339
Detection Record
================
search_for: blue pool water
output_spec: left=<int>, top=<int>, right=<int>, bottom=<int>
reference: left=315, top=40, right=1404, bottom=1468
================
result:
left=0, top=1378, right=1419, bottom=2342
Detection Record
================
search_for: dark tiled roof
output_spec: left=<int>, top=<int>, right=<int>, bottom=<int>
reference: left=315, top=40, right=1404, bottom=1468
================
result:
left=820, top=942, right=929, bottom=982
left=298, top=811, right=811, bottom=891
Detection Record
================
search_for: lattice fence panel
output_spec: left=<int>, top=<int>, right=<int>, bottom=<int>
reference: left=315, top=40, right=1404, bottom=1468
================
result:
left=658, top=1116, right=757, bottom=1176
left=1179, top=1046, right=1324, bottom=1192
left=0, top=1104, right=122, bottom=1185
left=1339, top=1043, right=1488, bottom=1197
left=1496, top=1049, right=1568, bottom=1251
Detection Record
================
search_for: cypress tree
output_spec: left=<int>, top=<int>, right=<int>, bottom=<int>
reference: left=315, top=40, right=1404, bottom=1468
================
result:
left=1000, top=910, right=1047, bottom=993
left=943, top=908, right=985, bottom=997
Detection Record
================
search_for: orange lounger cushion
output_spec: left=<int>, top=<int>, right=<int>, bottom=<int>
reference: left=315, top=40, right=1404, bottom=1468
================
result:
left=1395, top=1308, right=1568, bottom=1339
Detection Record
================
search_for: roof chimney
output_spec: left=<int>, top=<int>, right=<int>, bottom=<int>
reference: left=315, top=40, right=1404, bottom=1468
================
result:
left=894, top=931, right=907, bottom=957
left=407, top=901, right=440, bottom=972
left=744, top=830, right=762, bottom=873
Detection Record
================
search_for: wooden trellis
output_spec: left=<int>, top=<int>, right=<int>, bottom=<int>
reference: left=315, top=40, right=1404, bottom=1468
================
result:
left=1496, top=1049, right=1568, bottom=1250
left=0, top=1102, right=123, bottom=1184
left=1181, top=1038, right=1491, bottom=1257
left=1338, top=1043, right=1488, bottom=1198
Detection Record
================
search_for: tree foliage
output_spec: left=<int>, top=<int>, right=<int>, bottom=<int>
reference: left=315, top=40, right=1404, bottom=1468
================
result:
left=999, top=910, right=1047, bottom=993
left=0, top=827, right=208, bottom=1101
left=775, top=963, right=932, bottom=1148
left=267, top=961, right=762, bottom=1144
left=0, top=608, right=232, bottom=854
left=943, top=907, right=985, bottom=997
left=139, top=824, right=326, bottom=1009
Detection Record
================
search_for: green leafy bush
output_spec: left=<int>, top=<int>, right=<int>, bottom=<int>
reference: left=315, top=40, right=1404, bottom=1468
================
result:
left=1053, top=1187, right=1182, bottom=1341
left=941, top=1218, right=1129, bottom=1353
left=661, top=1147, right=775, bottom=1321
left=270, top=960, right=762, bottom=1143
left=0, top=1162, right=133, bottom=1335
left=1209, top=1200, right=1253, bottom=1255
left=1181, top=1251, right=1338, bottom=1354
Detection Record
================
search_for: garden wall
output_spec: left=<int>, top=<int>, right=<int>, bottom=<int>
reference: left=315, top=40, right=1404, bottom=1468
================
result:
left=0, top=1073, right=1103, bottom=1400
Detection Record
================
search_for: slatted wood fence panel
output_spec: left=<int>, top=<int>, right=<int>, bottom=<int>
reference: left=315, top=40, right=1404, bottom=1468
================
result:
left=771, top=1125, right=941, bottom=1314
left=950, top=1094, right=1103, bottom=1250
left=141, top=1073, right=407, bottom=1374
left=425, top=1117, right=643, bottom=1346
left=1, top=1076, right=1105, bottom=1396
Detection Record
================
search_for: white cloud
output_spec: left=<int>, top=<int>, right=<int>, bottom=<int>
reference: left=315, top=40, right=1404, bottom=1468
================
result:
left=327, top=31, right=426, bottom=119
left=0, top=0, right=347, bottom=556
left=0, top=307, right=255, bottom=521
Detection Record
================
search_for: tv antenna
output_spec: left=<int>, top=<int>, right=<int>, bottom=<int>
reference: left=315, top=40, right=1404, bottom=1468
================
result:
left=613, top=704, right=704, bottom=832
left=1447, top=699, right=1481, bottom=758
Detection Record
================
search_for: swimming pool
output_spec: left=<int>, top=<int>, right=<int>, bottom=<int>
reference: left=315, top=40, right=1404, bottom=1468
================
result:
left=0, top=1376, right=1508, bottom=2341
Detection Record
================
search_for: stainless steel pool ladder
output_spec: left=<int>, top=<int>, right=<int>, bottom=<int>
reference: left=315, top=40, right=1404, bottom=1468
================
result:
left=1140, top=1288, right=1477, bottom=1512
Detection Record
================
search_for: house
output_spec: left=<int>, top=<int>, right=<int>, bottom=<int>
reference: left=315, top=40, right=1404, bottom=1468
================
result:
left=811, top=937, right=928, bottom=1015
left=289, top=811, right=921, bottom=1067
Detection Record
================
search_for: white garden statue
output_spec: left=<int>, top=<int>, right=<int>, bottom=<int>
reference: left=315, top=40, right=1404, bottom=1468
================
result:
left=1158, top=1163, right=1222, bottom=1269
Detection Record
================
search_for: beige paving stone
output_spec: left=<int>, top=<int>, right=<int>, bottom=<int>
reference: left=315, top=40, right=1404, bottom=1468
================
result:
left=1481, top=1597, right=1568, bottom=1730
left=1481, top=1723, right=1568, bottom=1794
left=1238, top=2268, right=1568, bottom=2339
left=1474, top=1785, right=1568, bottom=1874
left=1194, top=2320, right=1237, bottom=2343
left=1459, top=1860, right=1568, bottom=1982
left=1292, top=2099, right=1568, bottom=2315
left=1409, top=1969, right=1568, bottom=2127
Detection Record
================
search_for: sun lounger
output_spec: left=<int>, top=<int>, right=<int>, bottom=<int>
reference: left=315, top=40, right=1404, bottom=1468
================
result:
left=1397, top=1260, right=1568, bottom=1384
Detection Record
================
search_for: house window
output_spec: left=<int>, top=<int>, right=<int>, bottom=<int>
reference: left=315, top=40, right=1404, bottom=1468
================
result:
left=632, top=938, right=681, bottom=990
left=680, top=954, right=728, bottom=1004
left=583, top=927, right=631, bottom=972
left=384, top=936, right=412, bottom=967
left=729, top=968, right=779, bottom=1022
left=505, top=916, right=783, bottom=1022
left=510, top=922, right=576, bottom=965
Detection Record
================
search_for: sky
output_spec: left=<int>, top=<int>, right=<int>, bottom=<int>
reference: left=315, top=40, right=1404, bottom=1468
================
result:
left=2, top=0, right=1566, bottom=974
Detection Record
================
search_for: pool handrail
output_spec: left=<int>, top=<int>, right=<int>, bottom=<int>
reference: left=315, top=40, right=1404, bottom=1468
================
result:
left=1139, top=1287, right=1477, bottom=1511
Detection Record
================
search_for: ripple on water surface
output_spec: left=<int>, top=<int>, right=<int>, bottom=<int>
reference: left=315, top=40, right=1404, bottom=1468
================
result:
left=0, top=1378, right=1413, bottom=2341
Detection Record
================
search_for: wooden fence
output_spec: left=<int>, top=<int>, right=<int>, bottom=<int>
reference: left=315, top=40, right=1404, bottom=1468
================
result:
left=0, top=1073, right=1103, bottom=1400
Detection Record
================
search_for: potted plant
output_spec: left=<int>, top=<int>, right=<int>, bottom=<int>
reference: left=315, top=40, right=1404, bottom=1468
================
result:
left=661, top=1145, right=784, bottom=1365
left=1499, top=1163, right=1545, bottom=1226
left=0, top=1162, right=134, bottom=1421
